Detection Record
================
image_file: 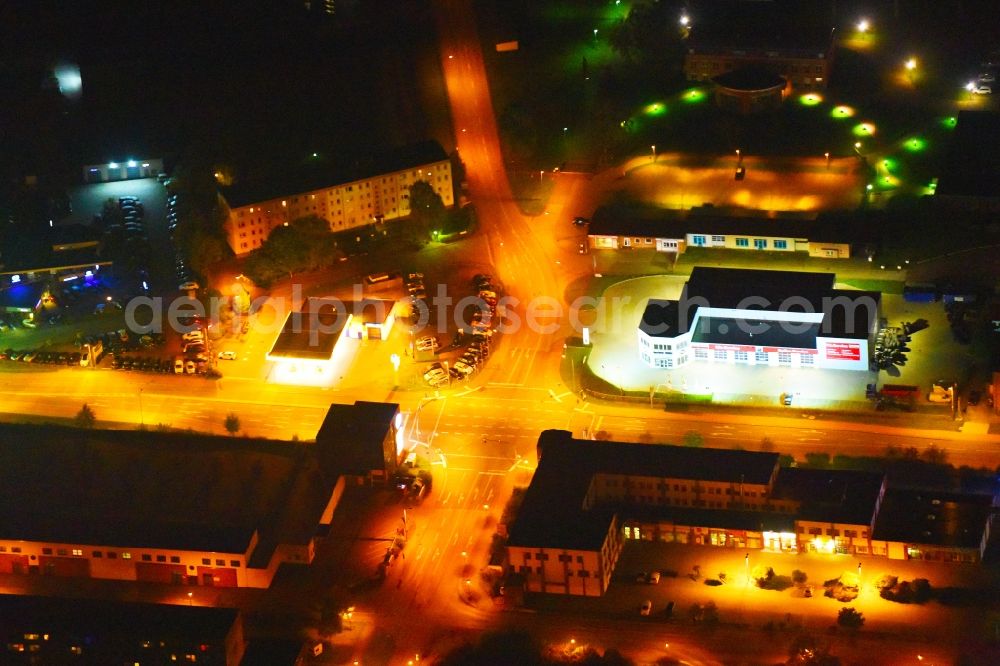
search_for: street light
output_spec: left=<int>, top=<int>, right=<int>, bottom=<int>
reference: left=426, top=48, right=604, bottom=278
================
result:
left=857, top=19, right=870, bottom=33
left=824, top=152, right=830, bottom=169
left=735, top=148, right=742, bottom=164
left=651, top=144, right=656, bottom=162
left=680, top=14, right=689, bottom=27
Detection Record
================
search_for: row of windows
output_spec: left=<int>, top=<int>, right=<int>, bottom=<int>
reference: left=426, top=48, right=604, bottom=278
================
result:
left=518, top=565, right=595, bottom=578
left=804, top=527, right=867, bottom=539
left=601, top=479, right=763, bottom=497
left=28, top=547, right=242, bottom=568
left=731, top=238, right=789, bottom=250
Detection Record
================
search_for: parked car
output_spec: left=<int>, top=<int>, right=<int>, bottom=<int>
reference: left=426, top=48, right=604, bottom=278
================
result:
left=174, top=358, right=185, bottom=374
left=971, top=84, right=992, bottom=95
left=416, top=336, right=439, bottom=352
left=640, top=600, right=653, bottom=616
left=185, top=360, right=197, bottom=374
left=453, top=360, right=474, bottom=376
left=572, top=216, right=589, bottom=226
left=218, top=350, right=237, bottom=360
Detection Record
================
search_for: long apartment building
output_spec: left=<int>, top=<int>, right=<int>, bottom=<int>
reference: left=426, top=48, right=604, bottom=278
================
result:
left=507, top=431, right=995, bottom=596
left=221, top=140, right=453, bottom=255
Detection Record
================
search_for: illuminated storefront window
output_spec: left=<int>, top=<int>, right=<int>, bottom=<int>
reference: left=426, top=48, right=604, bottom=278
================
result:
left=763, top=531, right=798, bottom=552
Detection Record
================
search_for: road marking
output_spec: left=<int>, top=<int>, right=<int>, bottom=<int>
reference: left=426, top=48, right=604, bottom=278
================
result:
left=548, top=389, right=561, bottom=403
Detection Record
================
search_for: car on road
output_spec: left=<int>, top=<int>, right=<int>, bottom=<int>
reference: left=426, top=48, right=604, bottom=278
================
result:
left=572, top=216, right=589, bottom=226
left=971, top=84, right=992, bottom=95
left=218, top=350, right=237, bottom=360
left=640, top=600, right=653, bottom=616
left=416, top=336, right=439, bottom=352
left=735, top=166, right=746, bottom=180
left=979, top=72, right=996, bottom=83
left=174, top=358, right=185, bottom=374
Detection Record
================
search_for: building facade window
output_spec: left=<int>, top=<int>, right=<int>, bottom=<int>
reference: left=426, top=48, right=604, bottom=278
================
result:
left=778, top=352, right=792, bottom=364
left=692, top=235, right=706, bottom=246
left=711, top=235, right=725, bottom=242
left=735, top=237, right=749, bottom=247
left=774, top=239, right=788, bottom=249
left=755, top=351, right=768, bottom=363
left=753, top=238, right=767, bottom=249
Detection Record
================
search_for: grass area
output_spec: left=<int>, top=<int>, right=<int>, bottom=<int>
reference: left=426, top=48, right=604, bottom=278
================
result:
left=839, top=278, right=904, bottom=294
left=0, top=310, right=128, bottom=352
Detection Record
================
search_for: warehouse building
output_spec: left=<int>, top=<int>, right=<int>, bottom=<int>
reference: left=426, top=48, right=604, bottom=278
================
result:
left=637, top=267, right=879, bottom=372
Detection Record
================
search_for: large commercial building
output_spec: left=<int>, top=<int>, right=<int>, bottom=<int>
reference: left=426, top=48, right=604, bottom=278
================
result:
left=589, top=206, right=854, bottom=259
left=82, top=158, right=164, bottom=183
left=506, top=430, right=995, bottom=596
left=637, top=267, right=879, bottom=372
left=222, top=141, right=453, bottom=255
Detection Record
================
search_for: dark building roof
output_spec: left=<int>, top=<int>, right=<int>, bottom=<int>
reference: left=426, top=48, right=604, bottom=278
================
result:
left=508, top=430, right=780, bottom=551
left=713, top=66, right=786, bottom=91
left=50, top=223, right=100, bottom=248
left=823, top=293, right=880, bottom=339
left=341, top=298, right=395, bottom=324
left=771, top=467, right=884, bottom=526
left=687, top=267, right=834, bottom=310
left=588, top=205, right=856, bottom=245
left=267, top=298, right=348, bottom=360
left=639, top=268, right=879, bottom=341
left=936, top=111, right=1000, bottom=199
left=223, top=140, right=449, bottom=208
left=316, top=401, right=399, bottom=478
left=691, top=315, right=820, bottom=349
left=873, top=488, right=994, bottom=550
left=0, top=595, right=239, bottom=665
left=638, top=299, right=686, bottom=338
left=0, top=423, right=330, bottom=560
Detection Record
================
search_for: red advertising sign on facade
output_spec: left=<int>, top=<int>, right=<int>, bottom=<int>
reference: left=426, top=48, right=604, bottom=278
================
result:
left=761, top=347, right=817, bottom=355
left=824, top=342, right=861, bottom=361
left=708, top=344, right=757, bottom=352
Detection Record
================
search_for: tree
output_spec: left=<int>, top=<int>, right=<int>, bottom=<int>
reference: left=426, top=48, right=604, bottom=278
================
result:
left=224, top=413, right=241, bottom=435
left=186, top=228, right=228, bottom=277
left=608, top=0, right=687, bottom=74
left=682, top=430, right=704, bottom=447
left=74, top=403, right=96, bottom=428
left=408, top=180, right=445, bottom=241
left=921, top=444, right=948, bottom=465
left=836, top=607, right=865, bottom=630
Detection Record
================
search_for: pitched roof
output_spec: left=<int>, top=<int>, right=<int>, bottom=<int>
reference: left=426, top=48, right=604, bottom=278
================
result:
left=223, top=140, right=449, bottom=208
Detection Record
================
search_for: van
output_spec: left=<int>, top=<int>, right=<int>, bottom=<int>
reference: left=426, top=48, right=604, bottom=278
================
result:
left=365, top=272, right=393, bottom=286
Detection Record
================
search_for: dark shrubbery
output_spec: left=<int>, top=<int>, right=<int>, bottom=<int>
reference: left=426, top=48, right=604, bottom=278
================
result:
left=879, top=578, right=932, bottom=604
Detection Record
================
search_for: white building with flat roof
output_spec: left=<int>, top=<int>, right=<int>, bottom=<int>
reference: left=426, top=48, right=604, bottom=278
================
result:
left=637, top=267, right=879, bottom=372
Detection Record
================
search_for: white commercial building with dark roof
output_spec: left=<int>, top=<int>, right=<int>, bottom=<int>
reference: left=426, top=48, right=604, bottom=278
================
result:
left=637, top=267, right=879, bottom=372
